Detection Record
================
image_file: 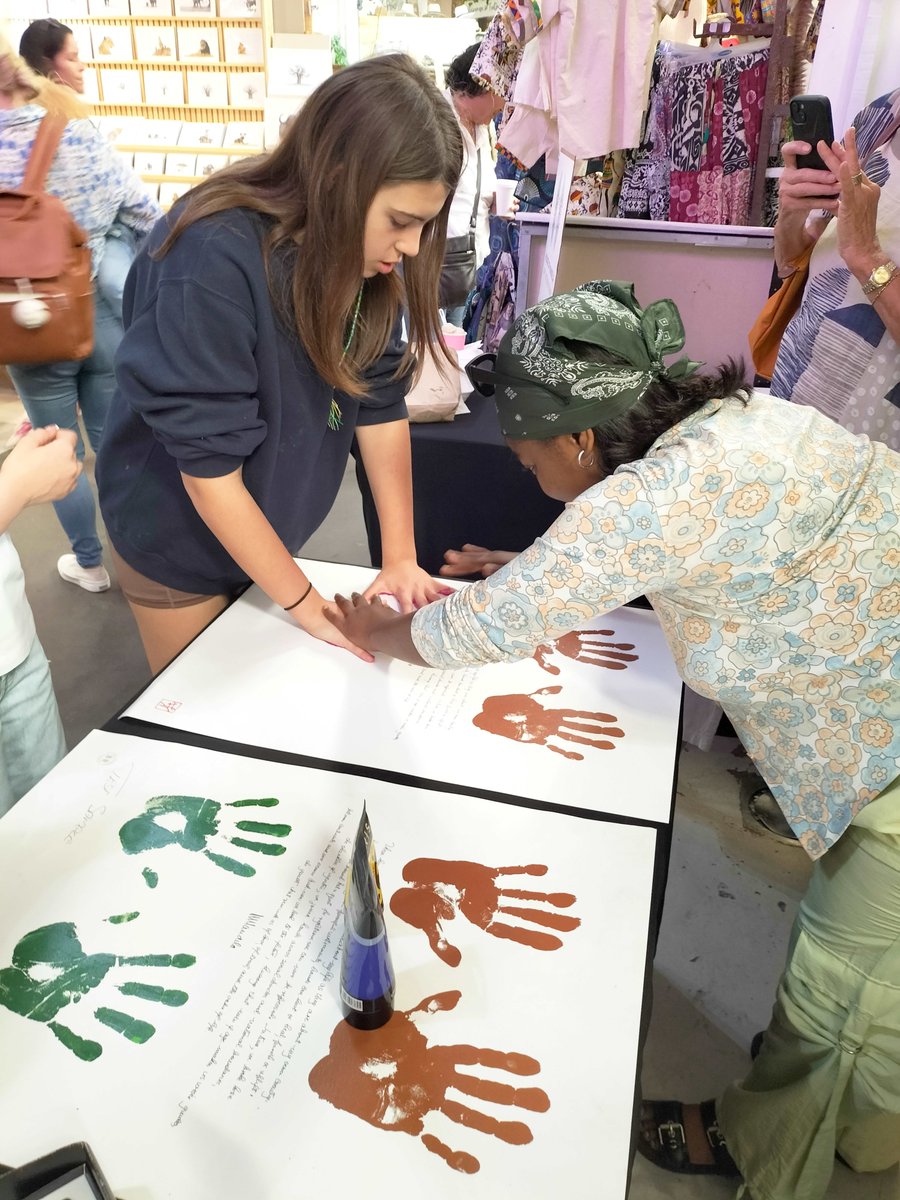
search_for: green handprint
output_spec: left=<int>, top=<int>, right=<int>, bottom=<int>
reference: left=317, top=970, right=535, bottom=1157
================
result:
left=119, top=794, right=291, bottom=883
left=0, top=920, right=195, bottom=1062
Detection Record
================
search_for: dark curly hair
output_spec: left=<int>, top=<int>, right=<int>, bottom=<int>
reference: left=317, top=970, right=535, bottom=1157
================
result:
left=561, top=343, right=751, bottom=472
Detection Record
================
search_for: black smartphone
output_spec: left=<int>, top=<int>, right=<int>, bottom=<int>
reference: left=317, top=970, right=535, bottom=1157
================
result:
left=789, top=94, right=835, bottom=172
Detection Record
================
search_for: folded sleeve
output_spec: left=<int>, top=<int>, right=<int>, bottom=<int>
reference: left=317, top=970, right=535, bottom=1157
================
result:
left=116, top=266, right=264, bottom=478
left=354, top=317, right=411, bottom=426
left=411, top=468, right=673, bottom=668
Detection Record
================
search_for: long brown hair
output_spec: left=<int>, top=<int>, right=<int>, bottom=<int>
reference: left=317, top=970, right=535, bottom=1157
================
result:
left=158, top=53, right=463, bottom=394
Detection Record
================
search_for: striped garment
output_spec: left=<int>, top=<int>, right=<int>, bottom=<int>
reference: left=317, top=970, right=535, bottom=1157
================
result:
left=771, top=89, right=900, bottom=452
left=0, top=104, right=160, bottom=279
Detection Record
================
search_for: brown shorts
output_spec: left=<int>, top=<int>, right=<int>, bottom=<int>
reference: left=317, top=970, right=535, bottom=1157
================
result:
left=110, top=546, right=229, bottom=610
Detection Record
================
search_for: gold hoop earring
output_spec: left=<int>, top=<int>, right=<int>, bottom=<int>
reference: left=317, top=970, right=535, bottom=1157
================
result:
left=577, top=449, right=595, bottom=469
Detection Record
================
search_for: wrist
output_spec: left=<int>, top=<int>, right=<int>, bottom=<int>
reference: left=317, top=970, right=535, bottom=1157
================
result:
left=844, top=243, right=886, bottom=282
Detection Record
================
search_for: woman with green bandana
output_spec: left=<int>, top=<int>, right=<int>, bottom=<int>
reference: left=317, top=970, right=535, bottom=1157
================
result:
left=327, top=280, right=900, bottom=1200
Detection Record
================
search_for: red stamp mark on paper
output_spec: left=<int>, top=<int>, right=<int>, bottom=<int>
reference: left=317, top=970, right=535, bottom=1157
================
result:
left=155, top=699, right=183, bottom=714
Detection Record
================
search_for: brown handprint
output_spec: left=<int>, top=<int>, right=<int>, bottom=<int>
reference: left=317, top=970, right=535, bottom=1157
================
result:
left=308, top=990, right=549, bottom=1174
left=390, top=859, right=580, bottom=967
left=473, top=687, right=625, bottom=760
left=534, top=629, right=638, bottom=675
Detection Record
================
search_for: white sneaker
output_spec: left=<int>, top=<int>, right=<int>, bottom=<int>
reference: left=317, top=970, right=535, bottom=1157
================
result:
left=57, top=553, right=110, bottom=593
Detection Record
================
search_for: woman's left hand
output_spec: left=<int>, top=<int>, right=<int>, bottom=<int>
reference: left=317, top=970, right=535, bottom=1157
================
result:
left=364, top=559, right=449, bottom=613
left=327, top=591, right=407, bottom=652
left=819, top=126, right=885, bottom=275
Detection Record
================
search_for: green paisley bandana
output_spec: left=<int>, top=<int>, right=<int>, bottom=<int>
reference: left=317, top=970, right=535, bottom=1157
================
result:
left=478, top=280, right=703, bottom=439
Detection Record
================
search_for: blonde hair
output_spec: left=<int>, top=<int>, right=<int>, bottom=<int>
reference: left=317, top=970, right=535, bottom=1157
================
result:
left=0, top=30, right=84, bottom=118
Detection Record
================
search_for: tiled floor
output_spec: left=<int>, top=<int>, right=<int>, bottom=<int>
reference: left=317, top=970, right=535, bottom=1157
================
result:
left=2, top=392, right=896, bottom=1199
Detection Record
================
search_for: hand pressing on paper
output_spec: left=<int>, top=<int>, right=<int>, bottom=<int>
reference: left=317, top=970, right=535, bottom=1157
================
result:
left=390, top=859, right=580, bottom=967
left=308, top=990, right=549, bottom=1174
left=534, top=629, right=639, bottom=675
left=119, top=794, right=291, bottom=882
left=473, top=687, right=625, bottom=760
left=0, top=920, right=195, bottom=1062
left=439, top=544, right=519, bottom=579
left=363, top=559, right=450, bottom=613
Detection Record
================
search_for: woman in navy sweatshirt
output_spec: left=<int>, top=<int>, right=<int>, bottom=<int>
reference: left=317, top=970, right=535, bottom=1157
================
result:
left=97, top=54, right=463, bottom=673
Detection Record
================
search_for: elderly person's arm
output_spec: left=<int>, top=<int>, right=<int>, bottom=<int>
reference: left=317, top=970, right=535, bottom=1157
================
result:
left=820, top=127, right=900, bottom=342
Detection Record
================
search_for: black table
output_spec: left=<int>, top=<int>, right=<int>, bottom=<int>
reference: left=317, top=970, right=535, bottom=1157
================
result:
left=355, top=392, right=565, bottom=576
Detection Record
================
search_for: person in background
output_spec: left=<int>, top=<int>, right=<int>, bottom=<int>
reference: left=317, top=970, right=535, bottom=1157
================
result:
left=96, top=54, right=462, bottom=675
left=772, top=92, right=900, bottom=451
left=326, top=280, right=900, bottom=1200
left=748, top=93, right=900, bottom=839
left=19, top=17, right=159, bottom=321
left=0, top=424, right=81, bottom=815
left=0, top=37, right=159, bottom=593
left=441, top=44, right=504, bottom=327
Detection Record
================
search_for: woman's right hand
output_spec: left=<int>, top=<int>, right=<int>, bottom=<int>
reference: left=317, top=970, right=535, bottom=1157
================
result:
left=288, top=587, right=375, bottom=663
left=2, top=426, right=82, bottom=508
left=439, top=544, right=518, bottom=578
left=778, top=139, right=841, bottom=218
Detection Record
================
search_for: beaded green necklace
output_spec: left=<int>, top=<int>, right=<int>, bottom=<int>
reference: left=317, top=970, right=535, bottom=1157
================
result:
left=328, top=283, right=365, bottom=432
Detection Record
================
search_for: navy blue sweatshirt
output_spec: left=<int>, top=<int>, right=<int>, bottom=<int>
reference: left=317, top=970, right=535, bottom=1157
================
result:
left=97, top=207, right=409, bottom=594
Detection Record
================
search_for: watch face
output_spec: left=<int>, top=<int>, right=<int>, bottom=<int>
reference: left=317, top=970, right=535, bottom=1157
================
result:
left=873, top=263, right=892, bottom=285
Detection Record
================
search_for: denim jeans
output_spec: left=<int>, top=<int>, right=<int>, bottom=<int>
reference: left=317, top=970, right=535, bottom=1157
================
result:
left=96, top=224, right=138, bottom=323
left=7, top=293, right=122, bottom=568
left=0, top=636, right=66, bottom=817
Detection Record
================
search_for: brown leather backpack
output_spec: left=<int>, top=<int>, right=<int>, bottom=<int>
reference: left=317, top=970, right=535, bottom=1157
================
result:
left=0, top=114, right=94, bottom=366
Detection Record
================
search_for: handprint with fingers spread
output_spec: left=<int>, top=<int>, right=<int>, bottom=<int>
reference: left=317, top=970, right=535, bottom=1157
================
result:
left=0, top=920, right=195, bottom=1061
left=534, top=629, right=638, bottom=675
left=309, top=990, right=549, bottom=1174
left=119, top=794, right=291, bottom=882
left=390, top=859, right=580, bottom=967
left=473, top=687, right=625, bottom=760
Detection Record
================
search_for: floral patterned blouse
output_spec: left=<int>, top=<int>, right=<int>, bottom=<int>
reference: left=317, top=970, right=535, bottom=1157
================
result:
left=412, top=394, right=900, bottom=859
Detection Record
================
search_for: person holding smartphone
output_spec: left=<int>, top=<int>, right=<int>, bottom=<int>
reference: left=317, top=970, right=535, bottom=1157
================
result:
left=771, top=88, right=900, bottom=452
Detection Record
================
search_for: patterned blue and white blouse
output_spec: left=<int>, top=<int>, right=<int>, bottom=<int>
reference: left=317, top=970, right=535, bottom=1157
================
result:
left=0, top=105, right=160, bottom=278
left=411, top=394, right=900, bottom=859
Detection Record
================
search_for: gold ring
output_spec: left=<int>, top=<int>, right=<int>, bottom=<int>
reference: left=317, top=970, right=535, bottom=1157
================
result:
left=851, top=171, right=865, bottom=186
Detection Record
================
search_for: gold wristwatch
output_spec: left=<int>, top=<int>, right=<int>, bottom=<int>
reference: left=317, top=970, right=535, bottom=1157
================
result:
left=861, top=259, right=899, bottom=301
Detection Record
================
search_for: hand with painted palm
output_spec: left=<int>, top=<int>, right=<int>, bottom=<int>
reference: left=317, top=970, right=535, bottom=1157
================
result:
left=119, top=794, right=291, bottom=883
left=309, top=990, right=549, bottom=1174
left=0, top=918, right=195, bottom=1061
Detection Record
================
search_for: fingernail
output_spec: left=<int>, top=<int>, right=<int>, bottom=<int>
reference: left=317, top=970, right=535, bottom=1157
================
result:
left=440, top=588, right=454, bottom=596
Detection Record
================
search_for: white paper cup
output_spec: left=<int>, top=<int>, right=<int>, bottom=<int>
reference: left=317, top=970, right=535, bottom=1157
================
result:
left=495, top=178, right=517, bottom=217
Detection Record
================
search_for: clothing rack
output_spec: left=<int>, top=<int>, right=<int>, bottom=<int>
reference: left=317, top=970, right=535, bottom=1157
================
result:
left=692, top=0, right=793, bottom=226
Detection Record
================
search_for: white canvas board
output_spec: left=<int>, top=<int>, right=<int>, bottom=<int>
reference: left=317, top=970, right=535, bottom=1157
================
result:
left=218, top=0, right=257, bottom=13
left=223, top=119, right=262, bottom=148
left=266, top=43, right=331, bottom=94
left=195, top=152, right=224, bottom=177
left=133, top=149, right=165, bottom=174
left=88, top=0, right=131, bottom=14
left=19, top=0, right=48, bottom=16
left=125, top=560, right=682, bottom=824
left=130, top=0, right=175, bottom=14
left=164, top=151, right=196, bottom=176
left=89, top=23, right=133, bottom=60
left=133, top=23, right=177, bottom=61
left=176, top=24, right=220, bottom=61
left=176, top=0, right=213, bottom=11
left=130, top=117, right=184, bottom=144
left=99, top=67, right=143, bottom=104
left=158, top=180, right=192, bottom=207
left=49, top=0, right=89, bottom=15
left=227, top=69, right=265, bottom=107
left=0, top=730, right=655, bottom=1200
left=262, top=94, right=303, bottom=146
left=176, top=120, right=225, bottom=145
left=81, top=65, right=101, bottom=102
left=222, top=24, right=263, bottom=64
left=142, top=68, right=184, bottom=104
left=186, top=68, right=228, bottom=105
